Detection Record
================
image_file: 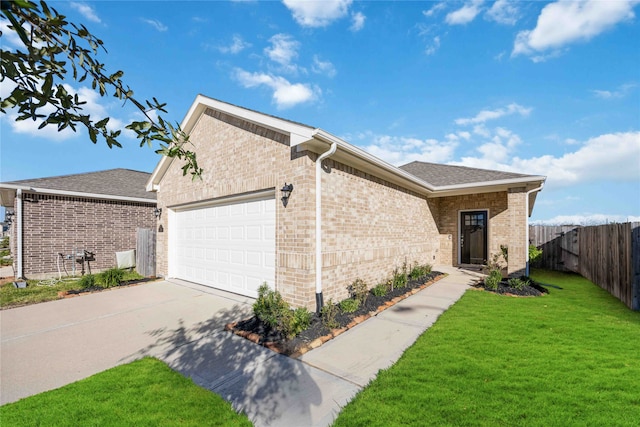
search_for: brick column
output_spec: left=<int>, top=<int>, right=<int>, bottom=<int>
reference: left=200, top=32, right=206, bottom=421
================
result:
left=507, top=187, right=527, bottom=276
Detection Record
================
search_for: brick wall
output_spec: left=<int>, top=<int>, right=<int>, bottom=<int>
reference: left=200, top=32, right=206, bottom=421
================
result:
left=17, top=193, right=155, bottom=279
left=437, top=190, right=527, bottom=275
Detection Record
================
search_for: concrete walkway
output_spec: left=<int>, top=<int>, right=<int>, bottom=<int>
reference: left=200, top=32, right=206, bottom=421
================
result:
left=0, top=266, right=482, bottom=427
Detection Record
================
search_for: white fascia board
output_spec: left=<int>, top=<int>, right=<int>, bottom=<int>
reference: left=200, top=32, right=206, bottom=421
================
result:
left=0, top=184, right=156, bottom=204
left=146, top=94, right=316, bottom=190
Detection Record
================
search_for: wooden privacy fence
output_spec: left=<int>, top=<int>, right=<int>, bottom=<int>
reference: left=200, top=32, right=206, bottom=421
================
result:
left=136, top=228, right=156, bottom=278
left=530, top=223, right=640, bottom=311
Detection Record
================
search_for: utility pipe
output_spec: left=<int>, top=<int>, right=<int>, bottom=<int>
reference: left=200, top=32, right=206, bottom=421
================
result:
left=16, top=189, right=23, bottom=279
left=525, top=182, right=544, bottom=277
left=315, top=140, right=337, bottom=314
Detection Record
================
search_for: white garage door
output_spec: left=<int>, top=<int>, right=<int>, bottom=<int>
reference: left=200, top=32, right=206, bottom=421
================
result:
left=171, top=195, right=275, bottom=298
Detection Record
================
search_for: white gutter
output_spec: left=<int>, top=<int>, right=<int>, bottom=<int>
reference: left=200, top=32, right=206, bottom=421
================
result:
left=314, top=135, right=338, bottom=313
left=16, top=189, right=23, bottom=279
left=525, top=182, right=545, bottom=276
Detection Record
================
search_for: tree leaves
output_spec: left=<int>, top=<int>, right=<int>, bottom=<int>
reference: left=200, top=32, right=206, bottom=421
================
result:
left=0, top=0, right=201, bottom=179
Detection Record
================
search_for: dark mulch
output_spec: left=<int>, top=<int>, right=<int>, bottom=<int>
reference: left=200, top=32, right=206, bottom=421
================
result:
left=473, top=278, right=549, bottom=297
left=228, top=271, right=444, bottom=356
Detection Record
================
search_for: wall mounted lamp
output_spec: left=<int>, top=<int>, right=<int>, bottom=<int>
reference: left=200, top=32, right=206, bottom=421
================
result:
left=5, top=211, right=14, bottom=225
left=153, top=207, right=162, bottom=219
left=280, top=183, right=294, bottom=207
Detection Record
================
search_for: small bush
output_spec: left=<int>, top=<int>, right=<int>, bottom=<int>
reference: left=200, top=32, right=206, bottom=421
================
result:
left=291, top=307, right=312, bottom=337
left=339, top=298, right=360, bottom=313
left=321, top=299, right=340, bottom=330
left=371, top=283, right=388, bottom=297
left=348, top=279, right=368, bottom=305
left=484, top=269, right=502, bottom=290
left=253, top=283, right=289, bottom=330
left=392, top=267, right=407, bottom=289
left=529, top=245, right=543, bottom=264
left=78, top=274, right=96, bottom=289
left=508, top=277, right=527, bottom=290
left=99, top=268, right=124, bottom=288
left=409, top=263, right=433, bottom=280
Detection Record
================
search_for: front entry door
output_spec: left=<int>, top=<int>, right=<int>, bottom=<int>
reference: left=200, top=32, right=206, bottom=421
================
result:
left=460, top=211, right=488, bottom=265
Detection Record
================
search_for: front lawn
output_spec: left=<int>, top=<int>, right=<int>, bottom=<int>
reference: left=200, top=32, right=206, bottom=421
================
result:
left=333, top=269, right=640, bottom=426
left=0, top=357, right=252, bottom=427
left=0, top=270, right=145, bottom=309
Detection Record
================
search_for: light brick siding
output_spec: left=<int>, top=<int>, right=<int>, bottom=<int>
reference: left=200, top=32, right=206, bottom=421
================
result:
left=437, top=190, right=527, bottom=275
left=15, top=193, right=155, bottom=279
left=320, top=159, right=439, bottom=303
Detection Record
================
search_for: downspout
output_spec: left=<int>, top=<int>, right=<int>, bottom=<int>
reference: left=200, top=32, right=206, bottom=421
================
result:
left=315, top=140, right=338, bottom=314
left=525, top=183, right=544, bottom=277
left=16, top=189, right=23, bottom=279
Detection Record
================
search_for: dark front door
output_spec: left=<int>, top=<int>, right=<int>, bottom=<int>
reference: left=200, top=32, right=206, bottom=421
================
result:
left=460, top=211, right=488, bottom=265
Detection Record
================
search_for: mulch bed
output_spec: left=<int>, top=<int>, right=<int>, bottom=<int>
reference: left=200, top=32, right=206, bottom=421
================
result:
left=472, top=279, right=549, bottom=297
left=225, top=271, right=446, bottom=358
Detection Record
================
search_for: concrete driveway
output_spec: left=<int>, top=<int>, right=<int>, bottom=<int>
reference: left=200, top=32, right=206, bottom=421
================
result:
left=0, top=279, right=360, bottom=426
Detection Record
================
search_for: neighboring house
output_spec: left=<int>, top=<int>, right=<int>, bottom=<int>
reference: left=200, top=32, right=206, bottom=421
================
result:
left=0, top=169, right=156, bottom=279
left=147, top=95, right=546, bottom=310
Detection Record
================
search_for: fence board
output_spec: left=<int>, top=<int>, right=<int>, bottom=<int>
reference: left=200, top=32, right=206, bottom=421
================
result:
left=136, top=228, right=156, bottom=278
left=530, top=222, right=640, bottom=310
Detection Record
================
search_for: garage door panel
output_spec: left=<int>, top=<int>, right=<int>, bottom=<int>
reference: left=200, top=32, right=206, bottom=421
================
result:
left=172, top=196, right=275, bottom=298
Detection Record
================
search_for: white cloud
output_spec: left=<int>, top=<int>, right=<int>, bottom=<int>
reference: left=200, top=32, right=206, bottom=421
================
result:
left=218, top=35, right=251, bottom=54
left=592, top=82, right=637, bottom=99
left=455, top=131, right=640, bottom=189
left=70, top=2, right=102, bottom=23
left=264, top=34, right=300, bottom=73
left=350, top=11, right=366, bottom=31
left=423, top=2, right=447, bottom=18
left=311, top=55, right=337, bottom=78
left=425, top=36, right=441, bottom=56
left=531, top=214, right=640, bottom=226
left=485, top=0, right=518, bottom=25
left=512, top=0, right=639, bottom=59
left=455, top=103, right=532, bottom=125
left=233, top=69, right=319, bottom=109
left=445, top=0, right=484, bottom=25
left=141, top=18, right=168, bottom=32
left=282, top=0, right=352, bottom=28
left=348, top=131, right=458, bottom=166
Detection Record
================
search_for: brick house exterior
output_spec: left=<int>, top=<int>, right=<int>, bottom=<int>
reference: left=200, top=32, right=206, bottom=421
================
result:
left=148, top=96, right=545, bottom=310
left=0, top=169, right=156, bottom=279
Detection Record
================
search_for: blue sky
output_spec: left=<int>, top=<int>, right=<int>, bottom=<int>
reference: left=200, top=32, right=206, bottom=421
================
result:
left=1, top=0, right=639, bottom=224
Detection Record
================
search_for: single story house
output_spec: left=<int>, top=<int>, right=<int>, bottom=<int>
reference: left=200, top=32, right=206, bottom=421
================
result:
left=0, top=169, right=157, bottom=279
left=147, top=95, right=546, bottom=310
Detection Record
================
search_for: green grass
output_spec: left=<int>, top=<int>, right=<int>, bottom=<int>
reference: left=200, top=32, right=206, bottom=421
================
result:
left=1, top=270, right=145, bottom=309
left=0, top=357, right=252, bottom=427
left=333, top=269, right=640, bottom=427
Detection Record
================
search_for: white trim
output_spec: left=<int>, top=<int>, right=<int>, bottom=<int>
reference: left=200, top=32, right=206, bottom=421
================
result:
left=0, top=184, right=155, bottom=204
left=458, top=209, right=490, bottom=266
left=16, top=189, right=23, bottom=279
left=169, top=189, right=275, bottom=212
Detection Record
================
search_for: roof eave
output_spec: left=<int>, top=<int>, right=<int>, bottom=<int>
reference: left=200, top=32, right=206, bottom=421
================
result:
left=0, top=184, right=156, bottom=205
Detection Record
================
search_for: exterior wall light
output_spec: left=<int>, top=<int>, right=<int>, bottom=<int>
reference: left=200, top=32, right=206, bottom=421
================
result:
left=153, top=207, right=162, bottom=219
left=280, top=183, right=294, bottom=207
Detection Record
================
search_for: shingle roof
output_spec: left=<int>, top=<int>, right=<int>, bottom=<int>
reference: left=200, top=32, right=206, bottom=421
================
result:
left=1, top=169, right=155, bottom=200
left=399, top=161, right=536, bottom=187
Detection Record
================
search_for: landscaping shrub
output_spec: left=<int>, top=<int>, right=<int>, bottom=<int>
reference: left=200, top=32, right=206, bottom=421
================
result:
left=484, top=269, right=502, bottom=290
left=339, top=298, right=360, bottom=313
left=371, top=283, right=388, bottom=297
left=321, top=299, right=340, bottom=330
left=529, top=244, right=543, bottom=263
left=508, top=277, right=526, bottom=290
left=78, top=274, right=96, bottom=289
left=409, top=262, right=433, bottom=280
left=348, top=278, right=368, bottom=305
left=392, top=266, right=407, bottom=289
left=99, top=268, right=124, bottom=288
left=253, top=283, right=310, bottom=339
